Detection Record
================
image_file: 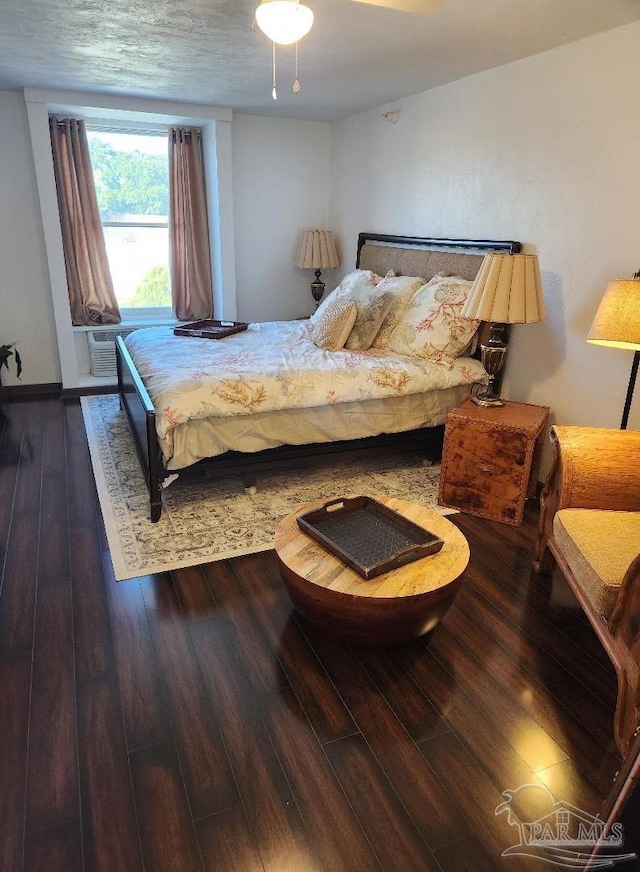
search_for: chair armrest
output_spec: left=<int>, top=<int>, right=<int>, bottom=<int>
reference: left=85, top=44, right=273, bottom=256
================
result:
left=534, top=426, right=640, bottom=573
left=608, top=554, right=640, bottom=756
left=610, top=554, right=640, bottom=639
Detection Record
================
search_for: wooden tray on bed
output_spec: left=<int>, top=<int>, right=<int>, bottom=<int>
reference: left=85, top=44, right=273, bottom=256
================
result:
left=296, top=496, right=444, bottom=579
left=173, top=319, right=249, bottom=339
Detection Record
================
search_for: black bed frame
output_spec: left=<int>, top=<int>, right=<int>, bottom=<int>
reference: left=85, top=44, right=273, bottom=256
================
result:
left=116, top=232, right=522, bottom=521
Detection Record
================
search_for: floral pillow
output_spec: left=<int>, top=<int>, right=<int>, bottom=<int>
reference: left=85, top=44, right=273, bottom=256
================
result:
left=386, top=274, right=480, bottom=367
left=310, top=269, right=382, bottom=325
left=310, top=297, right=357, bottom=350
left=331, top=270, right=397, bottom=350
left=344, top=292, right=395, bottom=351
left=369, top=274, right=425, bottom=349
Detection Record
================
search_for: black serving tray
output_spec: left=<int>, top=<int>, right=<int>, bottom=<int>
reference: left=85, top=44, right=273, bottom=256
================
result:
left=173, top=319, right=248, bottom=339
left=296, top=496, right=444, bottom=580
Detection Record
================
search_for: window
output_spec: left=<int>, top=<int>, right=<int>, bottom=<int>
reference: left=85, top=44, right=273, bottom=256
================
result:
left=87, top=128, right=171, bottom=315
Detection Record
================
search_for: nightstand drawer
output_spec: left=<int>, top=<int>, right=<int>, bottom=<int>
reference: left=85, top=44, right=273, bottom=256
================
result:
left=438, top=398, right=549, bottom=526
left=439, top=426, right=531, bottom=524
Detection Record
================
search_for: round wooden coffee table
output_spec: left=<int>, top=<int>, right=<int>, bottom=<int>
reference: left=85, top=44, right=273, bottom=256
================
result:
left=274, top=495, right=469, bottom=647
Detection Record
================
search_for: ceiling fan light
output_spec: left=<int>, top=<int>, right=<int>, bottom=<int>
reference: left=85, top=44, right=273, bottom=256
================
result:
left=255, top=0, right=314, bottom=45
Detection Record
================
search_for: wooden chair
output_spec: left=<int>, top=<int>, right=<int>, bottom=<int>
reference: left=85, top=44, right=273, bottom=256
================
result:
left=534, top=425, right=640, bottom=756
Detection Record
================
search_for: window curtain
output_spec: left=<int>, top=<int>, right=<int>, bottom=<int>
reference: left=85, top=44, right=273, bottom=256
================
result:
left=168, top=127, right=214, bottom=321
left=48, top=117, right=121, bottom=326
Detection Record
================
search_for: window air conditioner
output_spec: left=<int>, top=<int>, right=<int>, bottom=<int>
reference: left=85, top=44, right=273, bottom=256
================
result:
left=87, top=328, right=139, bottom=378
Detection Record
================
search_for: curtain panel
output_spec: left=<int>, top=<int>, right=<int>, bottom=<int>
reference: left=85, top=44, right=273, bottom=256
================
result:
left=48, top=117, right=121, bottom=326
left=169, top=127, right=214, bottom=321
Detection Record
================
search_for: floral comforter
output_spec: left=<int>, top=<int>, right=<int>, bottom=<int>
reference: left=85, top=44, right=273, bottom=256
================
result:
left=125, top=320, right=486, bottom=450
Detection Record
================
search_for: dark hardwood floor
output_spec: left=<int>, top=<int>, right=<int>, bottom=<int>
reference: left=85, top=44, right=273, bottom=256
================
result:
left=0, top=397, right=630, bottom=871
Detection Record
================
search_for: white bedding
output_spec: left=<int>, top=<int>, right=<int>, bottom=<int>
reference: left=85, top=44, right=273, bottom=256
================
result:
left=125, top=320, right=487, bottom=468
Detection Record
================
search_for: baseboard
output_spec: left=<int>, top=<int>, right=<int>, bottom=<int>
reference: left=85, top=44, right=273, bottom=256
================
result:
left=61, top=384, right=118, bottom=398
left=0, top=382, right=62, bottom=401
left=0, top=382, right=119, bottom=401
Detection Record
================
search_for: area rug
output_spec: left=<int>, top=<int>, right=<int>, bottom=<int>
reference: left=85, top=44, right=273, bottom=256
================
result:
left=81, top=394, right=453, bottom=581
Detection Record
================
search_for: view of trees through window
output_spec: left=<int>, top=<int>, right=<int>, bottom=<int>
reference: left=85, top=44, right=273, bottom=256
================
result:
left=87, top=129, right=171, bottom=311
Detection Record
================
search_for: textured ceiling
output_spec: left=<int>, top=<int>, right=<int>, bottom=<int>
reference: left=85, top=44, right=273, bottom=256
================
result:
left=1, top=0, right=640, bottom=121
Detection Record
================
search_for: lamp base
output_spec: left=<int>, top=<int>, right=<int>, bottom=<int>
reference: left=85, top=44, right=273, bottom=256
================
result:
left=621, top=349, right=640, bottom=429
left=472, top=390, right=505, bottom=408
left=310, top=269, right=325, bottom=308
left=474, top=323, right=509, bottom=408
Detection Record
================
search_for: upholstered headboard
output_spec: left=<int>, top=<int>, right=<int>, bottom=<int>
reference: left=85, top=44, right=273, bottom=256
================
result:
left=355, top=232, right=522, bottom=365
left=356, top=232, right=521, bottom=280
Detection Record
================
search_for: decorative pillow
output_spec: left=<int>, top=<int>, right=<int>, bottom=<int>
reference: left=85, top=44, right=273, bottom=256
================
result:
left=369, top=275, right=425, bottom=349
left=310, top=269, right=382, bottom=325
left=459, top=330, right=480, bottom=358
left=310, top=298, right=357, bottom=350
left=344, top=292, right=395, bottom=350
left=309, top=284, right=340, bottom=325
left=386, top=274, right=480, bottom=366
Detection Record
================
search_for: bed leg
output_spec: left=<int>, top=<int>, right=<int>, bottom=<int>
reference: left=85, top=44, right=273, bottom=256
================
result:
left=150, top=474, right=163, bottom=522
left=243, top=471, right=257, bottom=495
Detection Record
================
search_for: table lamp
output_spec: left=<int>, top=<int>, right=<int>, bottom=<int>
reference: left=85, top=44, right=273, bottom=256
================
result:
left=295, top=229, right=340, bottom=307
left=587, top=271, right=640, bottom=429
left=462, top=253, right=546, bottom=407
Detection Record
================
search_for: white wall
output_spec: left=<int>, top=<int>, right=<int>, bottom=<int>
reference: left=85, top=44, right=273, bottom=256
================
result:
left=0, top=90, right=60, bottom=386
left=232, top=114, right=337, bottom=322
left=6, top=20, right=640, bottom=418
left=330, top=21, right=640, bottom=439
left=0, top=93, right=333, bottom=387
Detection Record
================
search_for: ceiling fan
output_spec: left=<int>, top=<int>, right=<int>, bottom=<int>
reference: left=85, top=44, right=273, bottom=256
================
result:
left=255, top=0, right=443, bottom=46
left=351, top=0, right=442, bottom=12
left=254, top=0, right=442, bottom=100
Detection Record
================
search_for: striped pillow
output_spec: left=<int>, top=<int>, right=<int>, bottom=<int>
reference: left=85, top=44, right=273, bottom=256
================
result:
left=310, top=297, right=358, bottom=350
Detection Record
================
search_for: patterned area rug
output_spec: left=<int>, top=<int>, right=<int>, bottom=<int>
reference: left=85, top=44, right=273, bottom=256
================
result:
left=81, top=394, right=453, bottom=581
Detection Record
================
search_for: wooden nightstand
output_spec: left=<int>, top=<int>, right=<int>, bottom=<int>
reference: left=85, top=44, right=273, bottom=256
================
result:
left=438, top=398, right=549, bottom=526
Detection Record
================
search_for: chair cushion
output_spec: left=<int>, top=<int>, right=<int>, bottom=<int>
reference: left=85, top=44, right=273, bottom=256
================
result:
left=553, top=509, right=640, bottom=618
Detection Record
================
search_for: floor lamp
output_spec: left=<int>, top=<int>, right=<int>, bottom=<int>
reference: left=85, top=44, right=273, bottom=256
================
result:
left=587, top=271, right=640, bottom=429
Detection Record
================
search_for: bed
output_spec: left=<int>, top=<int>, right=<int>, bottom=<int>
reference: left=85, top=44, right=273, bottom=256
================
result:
left=116, top=232, right=522, bottom=521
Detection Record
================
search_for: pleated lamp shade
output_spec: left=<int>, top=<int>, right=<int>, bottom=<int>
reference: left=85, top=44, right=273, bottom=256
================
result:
left=587, top=279, right=640, bottom=350
left=294, top=230, right=340, bottom=270
left=462, top=253, right=546, bottom=323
